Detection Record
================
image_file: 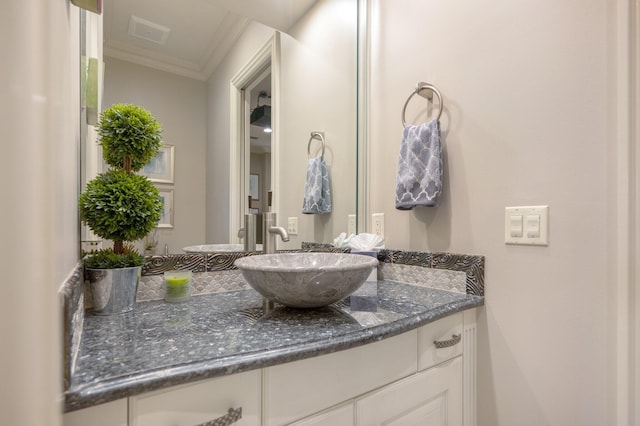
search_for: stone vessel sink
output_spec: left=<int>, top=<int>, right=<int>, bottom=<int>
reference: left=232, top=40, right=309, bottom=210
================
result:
left=234, top=252, right=378, bottom=308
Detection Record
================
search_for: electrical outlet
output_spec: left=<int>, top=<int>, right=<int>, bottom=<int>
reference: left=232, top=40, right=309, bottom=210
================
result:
left=372, top=213, right=384, bottom=239
left=287, top=217, right=298, bottom=235
left=348, top=214, right=356, bottom=235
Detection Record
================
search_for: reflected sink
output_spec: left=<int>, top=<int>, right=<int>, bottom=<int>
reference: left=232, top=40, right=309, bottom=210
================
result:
left=183, top=244, right=263, bottom=253
left=234, top=252, right=378, bottom=308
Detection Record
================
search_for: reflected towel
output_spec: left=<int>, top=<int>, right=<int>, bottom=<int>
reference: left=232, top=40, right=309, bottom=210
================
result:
left=395, top=119, right=442, bottom=209
left=302, top=156, right=332, bottom=214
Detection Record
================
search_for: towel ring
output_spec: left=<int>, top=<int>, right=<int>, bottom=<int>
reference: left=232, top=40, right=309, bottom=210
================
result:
left=308, top=131, right=325, bottom=158
left=401, top=82, right=443, bottom=126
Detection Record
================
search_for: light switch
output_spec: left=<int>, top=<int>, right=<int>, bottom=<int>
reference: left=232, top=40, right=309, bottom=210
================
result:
left=505, top=206, right=549, bottom=246
left=526, top=214, right=540, bottom=238
left=510, top=215, right=523, bottom=237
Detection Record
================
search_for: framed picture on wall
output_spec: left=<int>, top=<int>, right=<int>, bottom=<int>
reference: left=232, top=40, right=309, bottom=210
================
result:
left=249, top=174, right=260, bottom=201
left=156, top=188, right=174, bottom=228
left=141, top=145, right=174, bottom=184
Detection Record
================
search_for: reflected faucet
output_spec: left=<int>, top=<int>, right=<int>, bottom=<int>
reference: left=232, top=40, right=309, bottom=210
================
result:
left=263, top=212, right=290, bottom=254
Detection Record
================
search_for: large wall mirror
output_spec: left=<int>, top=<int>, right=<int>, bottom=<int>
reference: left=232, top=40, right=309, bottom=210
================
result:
left=81, top=0, right=362, bottom=255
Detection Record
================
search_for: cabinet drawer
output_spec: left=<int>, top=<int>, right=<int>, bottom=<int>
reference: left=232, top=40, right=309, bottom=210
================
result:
left=63, top=399, right=128, bottom=426
left=418, top=312, right=463, bottom=371
left=356, top=356, right=462, bottom=426
left=130, top=370, right=261, bottom=426
left=265, top=330, right=417, bottom=425
left=288, top=403, right=354, bottom=426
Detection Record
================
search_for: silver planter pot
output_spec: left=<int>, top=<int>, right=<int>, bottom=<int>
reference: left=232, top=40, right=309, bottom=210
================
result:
left=86, top=266, right=141, bottom=315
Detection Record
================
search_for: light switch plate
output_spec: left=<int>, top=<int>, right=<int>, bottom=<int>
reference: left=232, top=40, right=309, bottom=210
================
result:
left=372, top=213, right=384, bottom=239
left=505, top=206, right=549, bottom=246
left=348, top=214, right=356, bottom=236
left=287, top=217, right=298, bottom=235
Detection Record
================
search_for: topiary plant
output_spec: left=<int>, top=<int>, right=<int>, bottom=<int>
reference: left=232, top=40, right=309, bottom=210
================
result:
left=80, top=104, right=164, bottom=268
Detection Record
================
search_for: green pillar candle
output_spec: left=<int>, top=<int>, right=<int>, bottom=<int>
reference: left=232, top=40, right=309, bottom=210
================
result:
left=166, top=276, right=189, bottom=286
left=164, top=273, right=192, bottom=302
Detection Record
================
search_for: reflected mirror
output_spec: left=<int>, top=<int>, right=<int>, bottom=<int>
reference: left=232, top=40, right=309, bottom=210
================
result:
left=82, top=0, right=359, bottom=255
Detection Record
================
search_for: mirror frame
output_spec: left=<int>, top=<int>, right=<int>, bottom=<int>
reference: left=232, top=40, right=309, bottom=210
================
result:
left=357, top=0, right=370, bottom=234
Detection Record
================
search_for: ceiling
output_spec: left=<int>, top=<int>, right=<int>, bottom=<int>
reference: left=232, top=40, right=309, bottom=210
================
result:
left=103, top=0, right=318, bottom=81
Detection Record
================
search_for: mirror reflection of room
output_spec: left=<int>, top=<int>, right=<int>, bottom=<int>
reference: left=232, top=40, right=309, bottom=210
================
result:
left=91, top=0, right=357, bottom=255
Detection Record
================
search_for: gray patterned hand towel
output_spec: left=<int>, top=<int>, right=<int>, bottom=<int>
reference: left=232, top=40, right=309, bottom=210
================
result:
left=302, top=156, right=332, bottom=214
left=395, top=119, right=442, bottom=209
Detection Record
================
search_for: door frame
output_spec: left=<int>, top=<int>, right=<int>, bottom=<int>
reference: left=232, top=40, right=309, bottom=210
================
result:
left=614, top=0, right=637, bottom=423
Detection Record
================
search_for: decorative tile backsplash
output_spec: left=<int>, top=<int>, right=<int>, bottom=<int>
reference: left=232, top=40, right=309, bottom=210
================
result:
left=70, top=248, right=485, bottom=309
left=138, top=270, right=250, bottom=302
left=377, top=249, right=485, bottom=296
left=59, top=263, right=84, bottom=391
left=379, top=263, right=467, bottom=294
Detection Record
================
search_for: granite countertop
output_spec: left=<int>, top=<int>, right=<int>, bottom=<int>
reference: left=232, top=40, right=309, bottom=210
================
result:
left=65, top=280, right=484, bottom=412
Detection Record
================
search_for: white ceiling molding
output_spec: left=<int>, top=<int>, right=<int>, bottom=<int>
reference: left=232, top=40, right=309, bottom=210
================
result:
left=103, top=0, right=317, bottom=81
left=200, top=17, right=250, bottom=80
left=104, top=42, right=208, bottom=81
left=104, top=15, right=250, bottom=81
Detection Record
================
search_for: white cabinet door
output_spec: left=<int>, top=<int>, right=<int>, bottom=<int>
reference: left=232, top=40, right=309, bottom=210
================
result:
left=288, top=403, right=354, bottom=426
left=356, top=357, right=462, bottom=426
left=130, top=370, right=261, bottom=426
left=63, top=399, right=128, bottom=426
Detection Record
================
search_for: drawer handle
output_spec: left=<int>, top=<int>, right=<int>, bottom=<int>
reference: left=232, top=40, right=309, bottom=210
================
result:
left=194, top=407, right=243, bottom=426
left=434, top=334, right=461, bottom=349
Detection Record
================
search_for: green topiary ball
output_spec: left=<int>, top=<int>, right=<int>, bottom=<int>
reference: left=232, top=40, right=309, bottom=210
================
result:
left=79, top=169, right=163, bottom=243
left=97, top=103, right=163, bottom=172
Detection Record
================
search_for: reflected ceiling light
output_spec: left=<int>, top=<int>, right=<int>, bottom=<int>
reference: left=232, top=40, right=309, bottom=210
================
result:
left=264, top=127, right=272, bottom=133
left=250, top=91, right=271, bottom=129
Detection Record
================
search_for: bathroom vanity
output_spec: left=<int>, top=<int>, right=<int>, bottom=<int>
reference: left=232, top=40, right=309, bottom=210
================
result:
left=62, top=250, right=484, bottom=425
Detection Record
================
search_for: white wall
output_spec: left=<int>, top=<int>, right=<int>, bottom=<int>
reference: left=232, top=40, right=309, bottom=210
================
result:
left=1, top=0, right=81, bottom=424
left=368, top=0, right=614, bottom=424
left=102, top=57, right=207, bottom=253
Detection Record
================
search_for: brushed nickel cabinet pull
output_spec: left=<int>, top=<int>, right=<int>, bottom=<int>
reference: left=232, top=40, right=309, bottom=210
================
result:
left=434, top=334, right=461, bottom=349
left=194, top=407, right=242, bottom=426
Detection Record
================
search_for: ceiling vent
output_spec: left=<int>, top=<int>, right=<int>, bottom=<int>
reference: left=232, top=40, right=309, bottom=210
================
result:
left=128, top=15, right=171, bottom=45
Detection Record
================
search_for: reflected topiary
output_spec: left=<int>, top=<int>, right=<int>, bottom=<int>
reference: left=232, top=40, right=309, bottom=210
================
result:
left=97, top=103, right=163, bottom=172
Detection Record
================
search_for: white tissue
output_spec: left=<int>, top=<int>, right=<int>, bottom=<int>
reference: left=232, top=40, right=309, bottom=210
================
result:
left=333, top=232, right=355, bottom=248
left=346, top=233, right=385, bottom=251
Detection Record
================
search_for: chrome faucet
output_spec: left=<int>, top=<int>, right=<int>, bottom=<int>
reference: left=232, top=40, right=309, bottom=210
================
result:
left=261, top=211, right=289, bottom=312
left=263, top=212, right=290, bottom=254
left=243, top=214, right=257, bottom=251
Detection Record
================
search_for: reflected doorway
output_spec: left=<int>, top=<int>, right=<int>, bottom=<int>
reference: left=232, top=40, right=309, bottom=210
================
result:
left=229, top=33, right=280, bottom=245
left=247, top=73, right=272, bottom=244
